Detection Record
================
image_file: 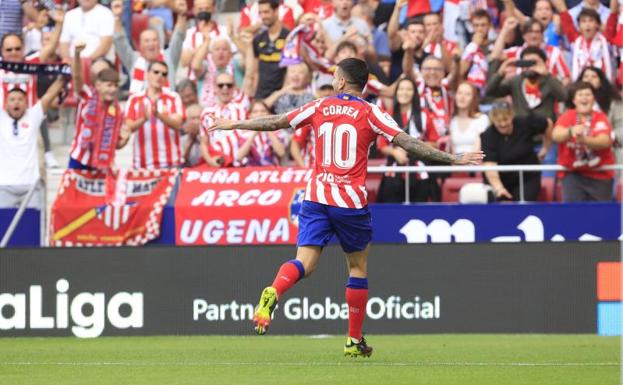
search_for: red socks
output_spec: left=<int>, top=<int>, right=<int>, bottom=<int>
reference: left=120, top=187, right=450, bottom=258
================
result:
left=271, top=259, right=305, bottom=297
left=346, top=277, right=368, bottom=340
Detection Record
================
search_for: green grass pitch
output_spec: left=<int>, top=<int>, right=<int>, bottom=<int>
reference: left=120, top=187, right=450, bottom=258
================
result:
left=0, top=335, right=619, bottom=385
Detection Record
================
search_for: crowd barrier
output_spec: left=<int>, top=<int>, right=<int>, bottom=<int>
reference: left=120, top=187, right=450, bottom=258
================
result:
left=1, top=165, right=622, bottom=247
left=0, top=242, right=619, bottom=337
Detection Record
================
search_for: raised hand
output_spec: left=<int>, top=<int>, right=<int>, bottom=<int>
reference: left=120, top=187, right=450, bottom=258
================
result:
left=74, top=41, right=87, bottom=57
left=50, top=8, right=65, bottom=25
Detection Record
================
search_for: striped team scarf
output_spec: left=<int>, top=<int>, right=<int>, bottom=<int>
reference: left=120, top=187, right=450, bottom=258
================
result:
left=571, top=34, right=612, bottom=81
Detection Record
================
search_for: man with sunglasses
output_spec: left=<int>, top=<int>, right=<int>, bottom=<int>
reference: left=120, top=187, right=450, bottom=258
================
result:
left=198, top=72, right=248, bottom=167
left=124, top=60, right=185, bottom=170
left=0, top=77, right=65, bottom=211
left=0, top=34, right=38, bottom=109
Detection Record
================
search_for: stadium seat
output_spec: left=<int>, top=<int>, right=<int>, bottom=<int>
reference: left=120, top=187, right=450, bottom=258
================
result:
left=538, top=177, right=555, bottom=202
left=131, top=13, right=150, bottom=50
left=441, top=176, right=483, bottom=202
left=365, top=158, right=386, bottom=203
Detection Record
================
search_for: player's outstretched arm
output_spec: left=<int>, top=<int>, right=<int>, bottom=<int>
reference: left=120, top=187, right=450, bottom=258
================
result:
left=393, top=132, right=485, bottom=165
left=209, top=114, right=290, bottom=132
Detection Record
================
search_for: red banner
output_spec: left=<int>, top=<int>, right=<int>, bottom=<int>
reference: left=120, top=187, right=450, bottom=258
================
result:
left=50, top=169, right=178, bottom=246
left=175, top=167, right=311, bottom=245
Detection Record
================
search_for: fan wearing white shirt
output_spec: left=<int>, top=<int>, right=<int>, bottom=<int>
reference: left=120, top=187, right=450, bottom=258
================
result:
left=0, top=77, right=65, bottom=210
left=450, top=82, right=490, bottom=155
left=58, top=0, right=114, bottom=62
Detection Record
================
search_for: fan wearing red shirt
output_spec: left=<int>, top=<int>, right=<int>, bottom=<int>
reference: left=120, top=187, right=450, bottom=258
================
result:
left=210, top=58, right=484, bottom=357
left=552, top=81, right=615, bottom=201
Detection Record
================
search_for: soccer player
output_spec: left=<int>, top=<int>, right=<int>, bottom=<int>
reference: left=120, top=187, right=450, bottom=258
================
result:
left=209, top=58, right=484, bottom=357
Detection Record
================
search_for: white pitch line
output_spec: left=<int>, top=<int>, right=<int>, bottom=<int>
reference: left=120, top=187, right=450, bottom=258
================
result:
left=0, top=361, right=619, bottom=368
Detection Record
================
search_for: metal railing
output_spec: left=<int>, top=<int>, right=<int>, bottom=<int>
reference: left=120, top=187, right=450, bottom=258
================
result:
left=367, top=164, right=623, bottom=203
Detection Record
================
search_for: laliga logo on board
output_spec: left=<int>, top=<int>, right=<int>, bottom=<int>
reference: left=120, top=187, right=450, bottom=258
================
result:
left=0, top=279, right=143, bottom=338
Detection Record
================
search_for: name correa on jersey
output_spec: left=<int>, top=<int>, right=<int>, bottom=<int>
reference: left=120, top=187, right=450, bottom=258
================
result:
left=287, top=94, right=402, bottom=209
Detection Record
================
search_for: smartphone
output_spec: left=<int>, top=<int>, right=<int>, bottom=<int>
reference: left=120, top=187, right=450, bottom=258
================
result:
left=513, top=59, right=536, bottom=68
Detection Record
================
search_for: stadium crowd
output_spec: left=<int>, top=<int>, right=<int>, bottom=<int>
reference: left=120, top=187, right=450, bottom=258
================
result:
left=0, top=0, right=622, bottom=208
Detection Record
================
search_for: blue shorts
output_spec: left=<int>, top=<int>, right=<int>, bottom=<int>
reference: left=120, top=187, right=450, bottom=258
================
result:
left=297, top=200, right=372, bottom=253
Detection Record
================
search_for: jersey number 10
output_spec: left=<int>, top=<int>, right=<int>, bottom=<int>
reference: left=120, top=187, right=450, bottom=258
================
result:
left=318, top=122, right=357, bottom=169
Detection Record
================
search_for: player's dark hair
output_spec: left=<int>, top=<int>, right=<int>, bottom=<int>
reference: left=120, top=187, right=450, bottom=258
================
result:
left=148, top=60, right=168, bottom=71
left=577, top=7, right=601, bottom=25
left=470, top=9, right=491, bottom=22
left=335, top=41, right=357, bottom=56
left=96, top=68, right=120, bottom=84
left=258, top=0, right=279, bottom=10
left=578, top=66, right=621, bottom=114
left=392, top=77, right=423, bottom=134
left=521, top=18, right=544, bottom=35
left=336, top=58, right=368, bottom=91
left=520, top=46, right=547, bottom=62
left=566, top=81, right=595, bottom=109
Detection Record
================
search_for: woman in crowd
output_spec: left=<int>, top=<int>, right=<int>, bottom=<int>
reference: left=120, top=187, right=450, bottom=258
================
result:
left=481, top=100, right=549, bottom=201
left=449, top=81, right=489, bottom=155
left=236, top=100, right=287, bottom=166
left=377, top=77, right=439, bottom=203
left=579, top=66, right=623, bottom=163
left=552, top=82, right=615, bottom=201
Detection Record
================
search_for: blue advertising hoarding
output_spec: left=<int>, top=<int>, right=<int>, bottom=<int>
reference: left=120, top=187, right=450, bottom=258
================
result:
left=369, top=203, right=621, bottom=244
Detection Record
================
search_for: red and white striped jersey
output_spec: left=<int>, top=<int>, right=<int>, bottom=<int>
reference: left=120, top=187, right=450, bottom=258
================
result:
left=504, top=44, right=570, bottom=79
left=0, top=56, right=38, bottom=109
left=292, top=124, right=316, bottom=168
left=199, top=101, right=249, bottom=167
left=417, top=81, right=452, bottom=137
left=125, top=89, right=185, bottom=169
left=287, top=94, right=403, bottom=209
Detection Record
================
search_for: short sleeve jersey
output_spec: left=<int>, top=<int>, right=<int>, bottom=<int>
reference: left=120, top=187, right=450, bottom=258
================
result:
left=555, top=109, right=615, bottom=179
left=252, top=27, right=289, bottom=99
left=287, top=94, right=403, bottom=208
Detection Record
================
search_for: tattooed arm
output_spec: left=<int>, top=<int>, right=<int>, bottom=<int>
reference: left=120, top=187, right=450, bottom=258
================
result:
left=209, top=114, right=291, bottom=132
left=393, top=132, right=484, bottom=165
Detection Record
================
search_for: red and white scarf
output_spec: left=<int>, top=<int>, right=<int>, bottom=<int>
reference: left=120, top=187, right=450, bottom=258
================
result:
left=130, top=51, right=168, bottom=94
left=461, top=42, right=488, bottom=89
left=420, top=85, right=450, bottom=136
left=522, top=79, right=543, bottom=109
left=571, top=33, right=612, bottom=81
left=82, top=92, right=122, bottom=170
